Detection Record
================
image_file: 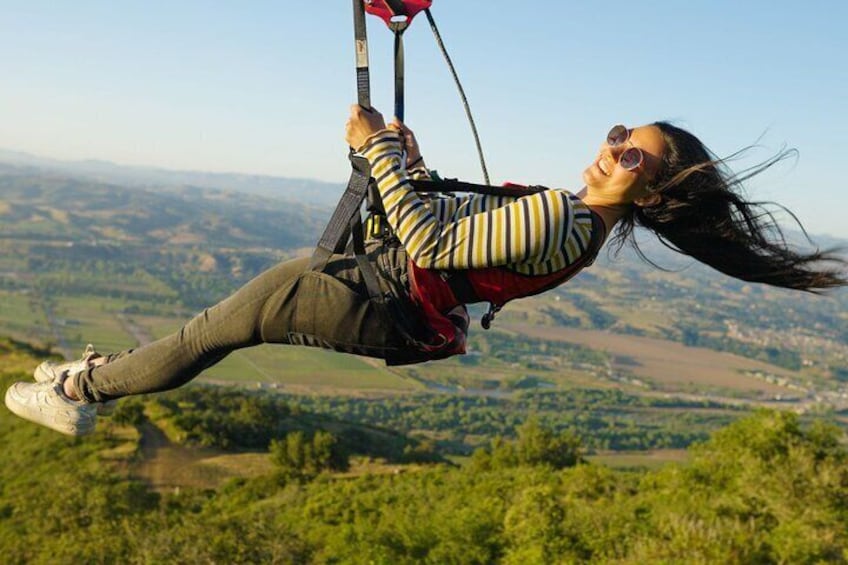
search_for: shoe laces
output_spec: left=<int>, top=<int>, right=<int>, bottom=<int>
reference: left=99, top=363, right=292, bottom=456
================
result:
left=78, top=343, right=103, bottom=366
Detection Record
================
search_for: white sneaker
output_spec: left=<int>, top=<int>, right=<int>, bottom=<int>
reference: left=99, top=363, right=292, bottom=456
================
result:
left=5, top=378, right=97, bottom=436
left=34, top=343, right=100, bottom=383
left=33, top=344, right=117, bottom=416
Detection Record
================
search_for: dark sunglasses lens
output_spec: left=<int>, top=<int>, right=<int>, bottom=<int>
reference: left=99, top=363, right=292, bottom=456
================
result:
left=607, top=125, right=628, bottom=146
left=619, top=147, right=643, bottom=171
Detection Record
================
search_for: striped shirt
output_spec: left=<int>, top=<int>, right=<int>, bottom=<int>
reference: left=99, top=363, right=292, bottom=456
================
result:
left=361, top=130, right=595, bottom=275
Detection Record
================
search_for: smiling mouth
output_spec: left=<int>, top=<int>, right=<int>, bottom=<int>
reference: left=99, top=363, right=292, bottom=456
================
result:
left=597, top=157, right=612, bottom=176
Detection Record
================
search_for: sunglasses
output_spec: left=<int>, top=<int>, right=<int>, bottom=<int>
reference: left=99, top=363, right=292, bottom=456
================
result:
left=606, top=124, right=644, bottom=171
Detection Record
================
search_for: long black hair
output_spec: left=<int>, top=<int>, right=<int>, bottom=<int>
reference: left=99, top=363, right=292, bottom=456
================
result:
left=612, top=121, right=847, bottom=291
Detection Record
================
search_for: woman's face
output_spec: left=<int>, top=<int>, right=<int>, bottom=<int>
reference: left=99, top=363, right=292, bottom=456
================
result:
left=582, top=124, right=665, bottom=204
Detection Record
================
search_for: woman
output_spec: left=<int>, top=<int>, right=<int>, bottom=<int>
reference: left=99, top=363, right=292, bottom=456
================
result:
left=6, top=105, right=846, bottom=436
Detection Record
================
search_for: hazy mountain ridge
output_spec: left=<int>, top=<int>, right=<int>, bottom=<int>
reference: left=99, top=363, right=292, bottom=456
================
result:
left=0, top=170, right=326, bottom=251
left=0, top=147, right=344, bottom=207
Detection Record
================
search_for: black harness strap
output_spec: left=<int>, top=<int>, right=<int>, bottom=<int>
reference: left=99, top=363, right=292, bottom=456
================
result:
left=378, top=0, right=408, bottom=122
left=353, top=0, right=371, bottom=109
left=367, top=178, right=548, bottom=218
left=350, top=211, right=384, bottom=299
left=411, top=178, right=547, bottom=197
left=394, top=32, right=405, bottom=122
left=309, top=153, right=372, bottom=271
left=331, top=1, right=503, bottom=261
left=309, top=2, right=383, bottom=300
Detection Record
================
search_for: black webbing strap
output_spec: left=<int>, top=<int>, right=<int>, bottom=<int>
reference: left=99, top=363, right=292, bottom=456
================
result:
left=366, top=178, right=549, bottom=218
left=373, top=0, right=407, bottom=121
left=411, top=178, right=547, bottom=197
left=349, top=211, right=384, bottom=299
left=353, top=0, right=371, bottom=109
left=394, top=32, right=405, bottom=122
left=309, top=1, right=383, bottom=302
left=309, top=153, right=373, bottom=272
left=310, top=0, right=371, bottom=272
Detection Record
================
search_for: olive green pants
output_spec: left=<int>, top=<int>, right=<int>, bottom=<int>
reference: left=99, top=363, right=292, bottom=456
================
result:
left=73, top=244, right=420, bottom=403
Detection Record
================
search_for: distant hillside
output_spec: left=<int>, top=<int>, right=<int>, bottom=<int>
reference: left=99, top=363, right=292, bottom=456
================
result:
left=0, top=148, right=344, bottom=207
left=0, top=170, right=326, bottom=251
left=0, top=169, right=331, bottom=314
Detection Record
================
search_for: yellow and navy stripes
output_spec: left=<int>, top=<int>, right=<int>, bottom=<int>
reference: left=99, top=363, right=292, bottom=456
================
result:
left=361, top=130, right=595, bottom=275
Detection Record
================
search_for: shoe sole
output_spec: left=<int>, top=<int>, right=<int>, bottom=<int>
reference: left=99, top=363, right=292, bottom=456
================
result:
left=4, top=384, right=96, bottom=437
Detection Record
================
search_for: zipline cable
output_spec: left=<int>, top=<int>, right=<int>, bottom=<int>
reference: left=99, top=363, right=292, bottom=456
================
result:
left=423, top=8, right=490, bottom=185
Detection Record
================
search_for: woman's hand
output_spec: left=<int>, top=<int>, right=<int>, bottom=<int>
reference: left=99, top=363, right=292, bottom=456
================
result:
left=345, top=104, right=387, bottom=151
left=390, top=119, right=424, bottom=166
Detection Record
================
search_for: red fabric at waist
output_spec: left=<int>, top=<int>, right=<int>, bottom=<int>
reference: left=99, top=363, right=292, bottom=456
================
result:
left=406, top=259, right=465, bottom=355
left=407, top=259, right=460, bottom=313
left=408, top=259, right=586, bottom=312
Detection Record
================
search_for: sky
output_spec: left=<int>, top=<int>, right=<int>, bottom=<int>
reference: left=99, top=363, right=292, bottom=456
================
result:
left=1, top=1, right=847, bottom=238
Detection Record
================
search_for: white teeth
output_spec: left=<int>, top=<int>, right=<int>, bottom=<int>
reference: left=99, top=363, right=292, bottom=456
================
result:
left=598, top=158, right=611, bottom=175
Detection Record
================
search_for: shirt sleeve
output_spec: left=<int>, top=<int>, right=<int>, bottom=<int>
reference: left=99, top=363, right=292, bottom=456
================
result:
left=361, top=129, right=595, bottom=272
left=407, top=160, right=431, bottom=181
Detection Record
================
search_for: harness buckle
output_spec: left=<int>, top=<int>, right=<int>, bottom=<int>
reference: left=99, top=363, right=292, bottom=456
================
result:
left=481, top=303, right=501, bottom=330
left=364, top=212, right=393, bottom=240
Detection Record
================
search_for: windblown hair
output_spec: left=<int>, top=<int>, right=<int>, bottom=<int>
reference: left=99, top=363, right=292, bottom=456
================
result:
left=612, top=121, right=847, bottom=292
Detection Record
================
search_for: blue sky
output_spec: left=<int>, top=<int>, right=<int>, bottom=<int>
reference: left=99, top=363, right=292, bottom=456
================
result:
left=1, top=1, right=846, bottom=238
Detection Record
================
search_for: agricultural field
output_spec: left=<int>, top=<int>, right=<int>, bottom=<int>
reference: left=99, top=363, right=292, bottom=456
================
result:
left=0, top=289, right=49, bottom=343
left=509, top=324, right=797, bottom=397
left=202, top=346, right=418, bottom=391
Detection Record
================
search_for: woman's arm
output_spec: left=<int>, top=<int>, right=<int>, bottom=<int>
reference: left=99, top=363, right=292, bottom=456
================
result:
left=345, top=106, right=593, bottom=271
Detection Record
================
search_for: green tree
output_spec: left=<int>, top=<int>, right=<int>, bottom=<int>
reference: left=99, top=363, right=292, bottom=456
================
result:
left=270, top=430, right=349, bottom=478
left=516, top=417, right=583, bottom=469
left=110, top=399, right=146, bottom=426
left=470, top=418, right=584, bottom=471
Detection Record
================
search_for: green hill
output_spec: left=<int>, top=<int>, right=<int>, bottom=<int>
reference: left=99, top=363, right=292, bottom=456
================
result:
left=0, top=171, right=325, bottom=249
left=1, top=340, right=846, bottom=563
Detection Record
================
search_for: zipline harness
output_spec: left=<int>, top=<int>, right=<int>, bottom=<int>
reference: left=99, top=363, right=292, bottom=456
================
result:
left=309, top=1, right=602, bottom=340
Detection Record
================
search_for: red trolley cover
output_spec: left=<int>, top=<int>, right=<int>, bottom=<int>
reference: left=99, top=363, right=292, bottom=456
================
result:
left=364, top=0, right=433, bottom=28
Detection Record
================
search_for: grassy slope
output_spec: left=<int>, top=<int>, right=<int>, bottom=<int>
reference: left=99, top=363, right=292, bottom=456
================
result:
left=2, top=339, right=845, bottom=564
